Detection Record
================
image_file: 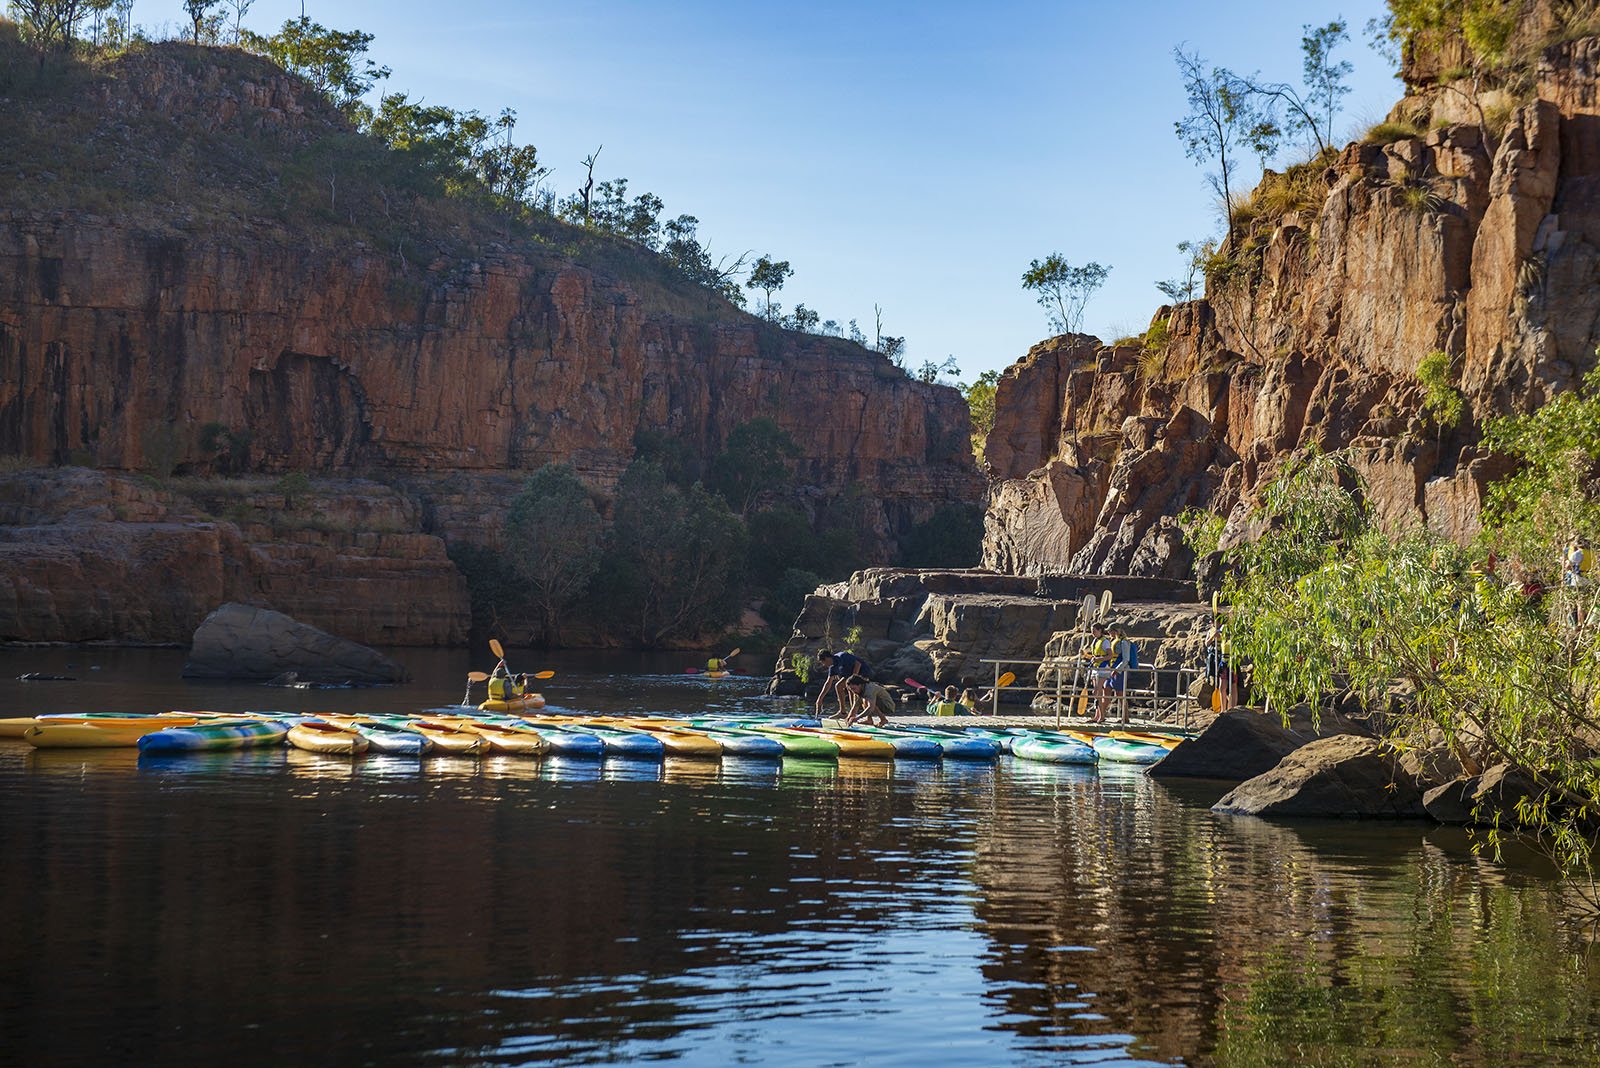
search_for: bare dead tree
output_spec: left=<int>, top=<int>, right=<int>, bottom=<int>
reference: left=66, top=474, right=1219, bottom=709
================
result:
left=578, top=145, right=601, bottom=228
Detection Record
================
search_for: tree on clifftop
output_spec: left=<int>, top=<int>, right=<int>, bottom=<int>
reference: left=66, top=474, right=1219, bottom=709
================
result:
left=1021, top=254, right=1109, bottom=335
left=182, top=0, right=219, bottom=45
left=242, top=16, right=390, bottom=112
left=1173, top=46, right=1269, bottom=246
left=747, top=255, right=793, bottom=322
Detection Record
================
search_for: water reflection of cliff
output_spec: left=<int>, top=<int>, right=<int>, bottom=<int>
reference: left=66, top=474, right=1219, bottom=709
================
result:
left=969, top=764, right=1600, bottom=1065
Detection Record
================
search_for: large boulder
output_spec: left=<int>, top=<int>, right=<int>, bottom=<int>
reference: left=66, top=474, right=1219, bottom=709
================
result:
left=183, top=602, right=406, bottom=684
left=1149, top=707, right=1339, bottom=781
left=1212, top=734, right=1428, bottom=819
left=1423, top=763, right=1544, bottom=825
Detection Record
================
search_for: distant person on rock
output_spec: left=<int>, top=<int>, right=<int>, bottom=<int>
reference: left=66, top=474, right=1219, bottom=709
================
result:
left=842, top=675, right=895, bottom=728
left=814, top=649, right=869, bottom=718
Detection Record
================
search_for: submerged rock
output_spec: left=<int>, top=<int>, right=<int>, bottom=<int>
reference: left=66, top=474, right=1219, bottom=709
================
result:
left=1423, top=763, right=1544, bottom=826
left=183, top=602, right=406, bottom=684
left=1212, top=734, right=1428, bottom=819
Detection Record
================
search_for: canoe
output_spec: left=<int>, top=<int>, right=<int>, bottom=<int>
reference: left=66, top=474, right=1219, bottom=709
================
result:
left=513, top=723, right=606, bottom=757
left=725, top=725, right=840, bottom=759
left=1010, top=733, right=1098, bottom=765
left=350, top=719, right=432, bottom=755
left=405, top=720, right=490, bottom=754
left=23, top=720, right=195, bottom=748
left=894, top=727, right=1001, bottom=761
left=1091, top=735, right=1168, bottom=765
left=613, top=722, right=722, bottom=759
left=287, top=721, right=370, bottom=755
left=138, top=719, right=290, bottom=752
left=528, top=721, right=663, bottom=760
left=459, top=720, right=548, bottom=755
left=827, top=724, right=943, bottom=760
left=783, top=726, right=895, bottom=760
left=0, top=717, right=40, bottom=738
left=479, top=693, right=545, bottom=712
left=1110, top=730, right=1187, bottom=750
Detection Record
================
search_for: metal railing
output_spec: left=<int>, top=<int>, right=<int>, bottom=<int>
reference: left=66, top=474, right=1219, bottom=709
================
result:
left=978, top=657, right=1204, bottom=729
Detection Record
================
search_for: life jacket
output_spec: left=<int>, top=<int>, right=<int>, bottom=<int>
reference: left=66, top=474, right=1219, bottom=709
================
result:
left=1087, top=636, right=1114, bottom=661
left=930, top=699, right=961, bottom=717
left=707, top=658, right=724, bottom=671
left=1576, top=547, right=1594, bottom=574
left=489, top=675, right=521, bottom=700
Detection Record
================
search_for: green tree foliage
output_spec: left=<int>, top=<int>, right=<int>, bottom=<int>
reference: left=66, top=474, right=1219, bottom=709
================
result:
left=367, top=95, right=549, bottom=209
left=241, top=16, right=390, bottom=113
left=503, top=463, right=604, bottom=645
left=1021, top=253, right=1110, bottom=334
left=1417, top=349, right=1464, bottom=432
left=1223, top=445, right=1600, bottom=883
left=1227, top=21, right=1352, bottom=159
left=197, top=421, right=252, bottom=475
left=964, top=369, right=999, bottom=462
left=760, top=567, right=820, bottom=632
left=709, top=417, right=799, bottom=517
left=659, top=215, right=747, bottom=307
left=1156, top=240, right=1208, bottom=304
left=631, top=426, right=701, bottom=487
left=8, top=0, right=93, bottom=50
left=182, top=0, right=218, bottom=44
left=746, top=255, right=793, bottom=322
left=896, top=504, right=984, bottom=569
left=916, top=355, right=960, bottom=384
left=1482, top=366, right=1600, bottom=579
left=1370, top=0, right=1518, bottom=71
left=600, top=461, right=749, bottom=646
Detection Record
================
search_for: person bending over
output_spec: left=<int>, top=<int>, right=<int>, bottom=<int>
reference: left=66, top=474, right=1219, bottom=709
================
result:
left=814, top=648, right=869, bottom=718
left=843, top=676, right=895, bottom=728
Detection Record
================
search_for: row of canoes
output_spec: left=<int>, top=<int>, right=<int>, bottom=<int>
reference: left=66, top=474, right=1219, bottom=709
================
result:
left=2, top=710, right=1188, bottom=765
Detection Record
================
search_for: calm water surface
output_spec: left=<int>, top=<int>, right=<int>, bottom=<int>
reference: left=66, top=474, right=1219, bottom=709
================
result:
left=1, top=648, right=1597, bottom=1066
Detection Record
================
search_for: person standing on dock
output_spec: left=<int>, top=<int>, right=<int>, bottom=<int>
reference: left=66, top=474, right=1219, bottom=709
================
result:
left=814, top=648, right=869, bottom=718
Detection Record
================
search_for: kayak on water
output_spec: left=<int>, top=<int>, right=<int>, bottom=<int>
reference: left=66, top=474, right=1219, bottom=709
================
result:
left=512, top=722, right=606, bottom=757
left=823, top=722, right=943, bottom=760
left=348, top=719, right=432, bottom=755
left=525, top=721, right=664, bottom=760
left=138, top=719, right=290, bottom=752
left=1109, top=730, right=1188, bottom=750
left=23, top=717, right=207, bottom=748
left=1009, top=730, right=1097, bottom=765
left=892, top=727, right=1001, bottom=761
left=781, top=726, right=895, bottom=760
left=479, top=693, right=545, bottom=713
left=611, top=722, right=723, bottom=759
left=1090, top=735, right=1168, bottom=764
left=287, top=720, right=369, bottom=755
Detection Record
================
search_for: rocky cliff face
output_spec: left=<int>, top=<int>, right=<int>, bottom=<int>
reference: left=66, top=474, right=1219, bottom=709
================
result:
left=983, top=19, right=1600, bottom=576
left=0, top=43, right=982, bottom=644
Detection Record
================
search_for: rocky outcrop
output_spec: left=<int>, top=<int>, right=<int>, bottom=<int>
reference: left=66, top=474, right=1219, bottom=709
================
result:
left=774, top=568, right=1207, bottom=715
left=1148, top=707, right=1353, bottom=782
left=1212, top=735, right=1429, bottom=819
left=983, top=23, right=1600, bottom=575
left=183, top=602, right=405, bottom=683
left=1423, top=763, right=1544, bottom=824
left=0, top=468, right=468, bottom=645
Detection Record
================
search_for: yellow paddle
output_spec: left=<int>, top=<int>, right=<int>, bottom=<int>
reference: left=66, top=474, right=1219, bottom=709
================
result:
left=996, top=671, right=1017, bottom=689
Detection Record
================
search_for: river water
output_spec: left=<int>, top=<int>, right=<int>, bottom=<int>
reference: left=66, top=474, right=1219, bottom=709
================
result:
left=2, top=647, right=1597, bottom=1066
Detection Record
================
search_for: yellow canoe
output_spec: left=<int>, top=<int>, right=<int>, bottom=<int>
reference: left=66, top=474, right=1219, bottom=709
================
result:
left=287, top=721, right=370, bottom=755
left=479, top=694, right=545, bottom=712
left=615, top=722, right=722, bottom=759
left=1, top=717, right=40, bottom=738
left=458, top=720, right=548, bottom=755
left=22, top=717, right=209, bottom=748
left=786, top=726, right=896, bottom=760
left=407, top=720, right=489, bottom=754
left=1110, top=730, right=1185, bottom=749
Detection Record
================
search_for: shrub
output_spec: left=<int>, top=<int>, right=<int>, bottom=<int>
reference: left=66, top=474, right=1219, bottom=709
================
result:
left=1417, top=350, right=1464, bottom=430
left=1364, top=120, right=1423, bottom=145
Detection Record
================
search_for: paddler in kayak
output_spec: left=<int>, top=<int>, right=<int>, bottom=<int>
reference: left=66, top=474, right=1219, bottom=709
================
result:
left=487, top=662, right=526, bottom=703
left=841, top=675, right=895, bottom=728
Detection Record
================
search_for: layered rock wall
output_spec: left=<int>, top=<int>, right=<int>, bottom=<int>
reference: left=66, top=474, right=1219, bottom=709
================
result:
left=983, top=27, right=1600, bottom=576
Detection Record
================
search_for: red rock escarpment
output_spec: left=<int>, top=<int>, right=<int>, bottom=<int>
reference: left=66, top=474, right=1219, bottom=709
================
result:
left=983, top=30, right=1600, bottom=576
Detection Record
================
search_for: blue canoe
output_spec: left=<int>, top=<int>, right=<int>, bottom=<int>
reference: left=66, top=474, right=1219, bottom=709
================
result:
left=1009, top=731, right=1098, bottom=765
left=138, top=719, right=290, bottom=752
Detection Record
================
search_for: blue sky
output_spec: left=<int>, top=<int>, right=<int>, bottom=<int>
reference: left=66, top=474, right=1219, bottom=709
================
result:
left=231, top=0, right=1399, bottom=378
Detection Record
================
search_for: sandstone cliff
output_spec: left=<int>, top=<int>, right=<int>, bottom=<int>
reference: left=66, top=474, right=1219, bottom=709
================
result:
left=983, top=12, right=1600, bottom=576
left=0, top=39, right=982, bottom=644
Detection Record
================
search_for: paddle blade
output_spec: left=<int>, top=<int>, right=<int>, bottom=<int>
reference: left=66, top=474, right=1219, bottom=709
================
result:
left=1212, top=688, right=1223, bottom=713
left=466, top=671, right=489, bottom=683
left=1080, top=593, right=1096, bottom=623
left=903, top=677, right=929, bottom=691
left=530, top=670, right=556, bottom=680
left=489, top=638, right=505, bottom=659
left=724, top=647, right=741, bottom=660
left=1099, top=590, right=1112, bottom=617
left=997, top=671, right=1017, bottom=688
